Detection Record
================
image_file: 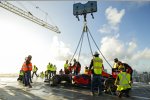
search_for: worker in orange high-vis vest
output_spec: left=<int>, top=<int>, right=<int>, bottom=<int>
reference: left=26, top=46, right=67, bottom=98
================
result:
left=22, top=55, right=32, bottom=88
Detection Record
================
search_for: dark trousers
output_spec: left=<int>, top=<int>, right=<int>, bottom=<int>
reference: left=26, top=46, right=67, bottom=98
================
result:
left=24, top=71, right=31, bottom=86
left=54, top=71, right=56, bottom=76
left=65, top=69, right=69, bottom=74
left=32, top=71, right=38, bottom=78
left=29, top=71, right=32, bottom=82
left=118, top=88, right=130, bottom=96
left=45, top=74, right=48, bottom=79
left=48, top=70, right=52, bottom=79
left=51, top=71, right=54, bottom=77
left=74, top=70, right=78, bottom=75
left=91, top=74, right=102, bottom=94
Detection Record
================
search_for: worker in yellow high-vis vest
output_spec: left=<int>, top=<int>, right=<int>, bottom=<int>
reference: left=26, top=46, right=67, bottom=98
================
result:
left=53, top=65, right=57, bottom=76
left=89, top=51, right=103, bottom=96
left=32, top=65, right=38, bottom=78
left=51, top=64, right=55, bottom=77
left=47, top=62, right=51, bottom=80
left=115, top=63, right=131, bottom=98
left=84, top=66, right=89, bottom=74
left=64, top=60, right=69, bottom=74
left=17, top=70, right=24, bottom=81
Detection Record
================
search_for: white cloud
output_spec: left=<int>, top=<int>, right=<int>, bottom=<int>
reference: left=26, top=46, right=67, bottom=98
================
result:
left=99, top=24, right=111, bottom=34
left=132, top=48, right=150, bottom=61
left=127, top=41, right=137, bottom=54
left=105, top=6, right=125, bottom=26
left=99, top=6, right=125, bottom=37
left=99, top=36, right=150, bottom=72
left=49, top=36, right=72, bottom=61
left=100, top=36, right=125, bottom=61
left=48, top=36, right=96, bottom=73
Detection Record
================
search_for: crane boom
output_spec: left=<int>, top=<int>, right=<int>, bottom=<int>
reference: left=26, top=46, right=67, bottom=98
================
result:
left=0, top=1, right=61, bottom=34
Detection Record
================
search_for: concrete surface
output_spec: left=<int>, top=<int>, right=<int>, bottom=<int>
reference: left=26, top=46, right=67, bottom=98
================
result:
left=0, top=77, right=150, bottom=100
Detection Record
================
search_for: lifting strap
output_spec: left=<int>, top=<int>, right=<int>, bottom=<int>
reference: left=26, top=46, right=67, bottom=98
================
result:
left=69, top=21, right=112, bottom=69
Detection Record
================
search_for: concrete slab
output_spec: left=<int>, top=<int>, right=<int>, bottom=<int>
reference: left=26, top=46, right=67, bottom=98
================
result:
left=0, top=77, right=150, bottom=100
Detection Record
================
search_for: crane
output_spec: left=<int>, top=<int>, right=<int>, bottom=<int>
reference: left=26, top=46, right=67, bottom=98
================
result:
left=0, top=1, right=61, bottom=34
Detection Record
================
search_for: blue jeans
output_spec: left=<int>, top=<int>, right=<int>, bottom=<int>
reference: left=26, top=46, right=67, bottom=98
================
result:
left=91, top=74, right=102, bottom=93
left=24, top=71, right=30, bottom=86
left=29, top=71, right=32, bottom=82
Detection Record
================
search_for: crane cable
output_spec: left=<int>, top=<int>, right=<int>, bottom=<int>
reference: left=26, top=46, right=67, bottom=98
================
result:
left=69, top=30, right=84, bottom=63
left=69, top=21, right=112, bottom=68
left=77, top=28, right=85, bottom=61
left=87, top=27, right=113, bottom=68
left=69, top=22, right=112, bottom=69
left=86, top=26, right=94, bottom=57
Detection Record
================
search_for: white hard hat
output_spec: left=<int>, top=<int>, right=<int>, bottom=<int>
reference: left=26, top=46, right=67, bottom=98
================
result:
left=93, top=51, right=99, bottom=56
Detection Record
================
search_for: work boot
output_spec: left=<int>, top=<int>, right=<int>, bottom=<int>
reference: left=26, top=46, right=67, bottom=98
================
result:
left=29, top=85, right=32, bottom=88
left=98, top=92, right=102, bottom=96
left=125, top=94, right=130, bottom=97
left=91, top=92, right=95, bottom=96
left=118, top=92, right=122, bottom=98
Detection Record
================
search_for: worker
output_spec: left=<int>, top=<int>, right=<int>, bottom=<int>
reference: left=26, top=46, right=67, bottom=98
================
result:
left=47, top=63, right=51, bottom=80
left=89, top=51, right=103, bottom=96
left=64, top=60, right=69, bottom=74
left=53, top=65, right=57, bottom=76
left=45, top=70, right=48, bottom=79
left=76, top=61, right=81, bottom=75
left=123, top=63, right=133, bottom=82
left=73, top=59, right=77, bottom=75
left=73, top=59, right=81, bottom=75
left=17, top=70, right=24, bottom=81
left=68, top=63, right=72, bottom=74
left=51, top=64, right=56, bottom=77
left=115, top=64, right=131, bottom=98
left=118, top=61, right=133, bottom=82
left=40, top=71, right=45, bottom=79
left=32, top=65, right=38, bottom=78
left=50, top=64, right=53, bottom=77
left=113, top=58, right=119, bottom=69
left=28, top=57, right=33, bottom=83
left=84, top=66, right=89, bottom=74
left=59, top=69, right=64, bottom=75
left=22, top=55, right=32, bottom=88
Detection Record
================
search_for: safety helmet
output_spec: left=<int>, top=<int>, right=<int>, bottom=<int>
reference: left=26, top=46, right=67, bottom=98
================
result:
left=73, top=59, right=76, bottom=62
left=93, top=51, right=99, bottom=56
left=114, top=58, right=118, bottom=62
left=28, top=55, right=32, bottom=59
left=118, top=65, right=124, bottom=70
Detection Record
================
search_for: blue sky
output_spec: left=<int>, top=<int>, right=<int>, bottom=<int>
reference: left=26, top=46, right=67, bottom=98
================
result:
left=0, top=1, right=150, bottom=74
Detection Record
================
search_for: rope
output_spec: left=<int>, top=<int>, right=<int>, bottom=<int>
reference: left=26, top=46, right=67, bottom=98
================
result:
left=69, top=30, right=84, bottom=63
left=77, top=31, right=84, bottom=61
left=71, top=11, right=112, bottom=69
left=87, top=27, right=112, bottom=68
left=86, top=26, right=93, bottom=57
